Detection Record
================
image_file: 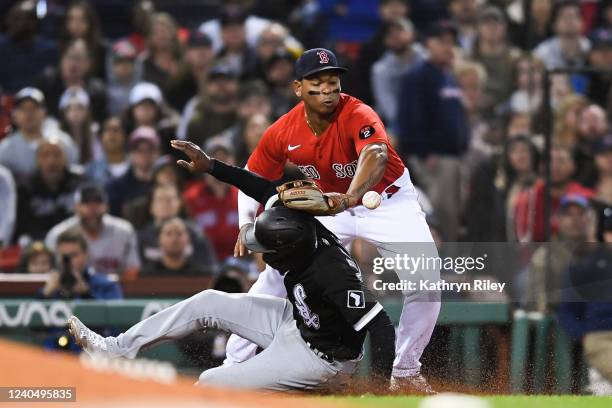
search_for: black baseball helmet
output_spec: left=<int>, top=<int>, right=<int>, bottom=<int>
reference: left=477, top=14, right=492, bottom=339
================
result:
left=241, top=207, right=317, bottom=254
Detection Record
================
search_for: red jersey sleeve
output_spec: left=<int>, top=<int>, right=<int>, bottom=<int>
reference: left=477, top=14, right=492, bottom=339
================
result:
left=246, top=121, right=286, bottom=180
left=344, top=102, right=391, bottom=155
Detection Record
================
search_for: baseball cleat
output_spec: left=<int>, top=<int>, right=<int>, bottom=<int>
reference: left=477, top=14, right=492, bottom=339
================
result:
left=389, top=374, right=437, bottom=395
left=67, top=315, right=119, bottom=357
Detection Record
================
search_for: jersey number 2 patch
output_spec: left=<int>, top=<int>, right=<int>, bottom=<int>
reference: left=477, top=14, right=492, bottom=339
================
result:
left=359, top=125, right=375, bottom=139
left=347, top=290, right=365, bottom=308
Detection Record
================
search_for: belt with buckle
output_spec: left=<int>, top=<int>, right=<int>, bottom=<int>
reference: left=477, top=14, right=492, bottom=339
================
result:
left=306, top=342, right=334, bottom=363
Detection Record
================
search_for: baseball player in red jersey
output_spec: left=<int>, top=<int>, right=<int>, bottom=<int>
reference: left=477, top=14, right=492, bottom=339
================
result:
left=229, top=48, right=440, bottom=393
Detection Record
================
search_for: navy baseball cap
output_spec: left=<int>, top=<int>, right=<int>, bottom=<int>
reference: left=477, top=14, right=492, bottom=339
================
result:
left=295, top=48, right=348, bottom=80
left=424, top=20, right=458, bottom=40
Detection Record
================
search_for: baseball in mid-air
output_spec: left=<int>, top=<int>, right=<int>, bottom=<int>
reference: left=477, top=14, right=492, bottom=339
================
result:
left=362, top=191, right=381, bottom=209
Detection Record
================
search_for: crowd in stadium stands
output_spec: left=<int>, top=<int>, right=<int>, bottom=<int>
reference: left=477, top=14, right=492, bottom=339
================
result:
left=0, top=0, right=609, bottom=275
left=1, top=0, right=612, bottom=390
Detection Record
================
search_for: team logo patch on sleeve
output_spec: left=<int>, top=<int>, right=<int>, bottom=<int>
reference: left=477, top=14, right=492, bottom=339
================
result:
left=359, top=125, right=376, bottom=139
left=347, top=290, right=365, bottom=308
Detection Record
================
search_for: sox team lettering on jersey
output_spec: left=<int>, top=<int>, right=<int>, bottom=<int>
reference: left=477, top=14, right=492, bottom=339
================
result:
left=293, top=284, right=321, bottom=330
left=247, top=94, right=406, bottom=195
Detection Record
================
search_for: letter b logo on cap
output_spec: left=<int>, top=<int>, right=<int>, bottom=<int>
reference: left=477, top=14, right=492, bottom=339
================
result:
left=317, top=50, right=329, bottom=64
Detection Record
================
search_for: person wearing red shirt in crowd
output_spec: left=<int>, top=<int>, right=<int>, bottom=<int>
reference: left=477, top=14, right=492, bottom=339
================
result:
left=182, top=140, right=239, bottom=261
left=515, top=144, right=594, bottom=242
left=228, top=48, right=439, bottom=393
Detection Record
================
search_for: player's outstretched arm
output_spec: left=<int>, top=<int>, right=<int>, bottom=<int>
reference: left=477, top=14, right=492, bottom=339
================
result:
left=345, top=142, right=389, bottom=206
left=171, top=140, right=277, bottom=205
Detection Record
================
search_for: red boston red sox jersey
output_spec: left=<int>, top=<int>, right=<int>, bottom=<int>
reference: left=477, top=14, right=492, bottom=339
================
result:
left=247, top=93, right=406, bottom=194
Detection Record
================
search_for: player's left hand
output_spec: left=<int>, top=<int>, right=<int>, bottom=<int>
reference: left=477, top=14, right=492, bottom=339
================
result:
left=171, top=140, right=212, bottom=173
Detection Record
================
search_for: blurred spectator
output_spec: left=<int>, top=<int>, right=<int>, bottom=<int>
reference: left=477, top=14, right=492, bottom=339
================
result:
left=59, top=87, right=95, bottom=164
left=0, top=164, right=16, bottom=248
left=166, top=30, right=215, bottom=112
left=591, top=135, right=612, bottom=241
left=151, top=155, right=183, bottom=189
left=586, top=29, right=612, bottom=116
left=464, top=135, right=540, bottom=242
left=506, top=112, right=534, bottom=139
left=349, top=0, right=410, bottom=105
left=214, top=81, right=273, bottom=165
left=398, top=21, right=469, bottom=241
left=447, top=0, right=479, bottom=53
left=86, top=117, right=129, bottom=186
left=46, top=183, right=140, bottom=276
left=514, top=145, right=594, bottom=242
left=525, top=194, right=595, bottom=312
left=554, top=94, right=588, bottom=146
left=106, top=126, right=159, bottom=217
left=0, top=0, right=58, bottom=93
left=264, top=48, right=298, bottom=117
left=501, top=136, right=541, bottom=242
left=398, top=21, right=469, bottom=157
left=182, top=142, right=239, bottom=261
left=141, top=217, right=214, bottom=276
left=594, top=0, right=612, bottom=31
left=470, top=6, right=522, bottom=117
left=509, top=55, right=545, bottom=115
left=534, top=0, right=591, bottom=69
left=237, top=113, right=272, bottom=166
left=318, top=0, right=381, bottom=44
left=215, top=8, right=258, bottom=79
left=42, top=229, right=122, bottom=299
left=199, top=2, right=301, bottom=55
left=141, top=13, right=182, bottom=92
left=127, top=0, right=156, bottom=55
left=371, top=17, right=424, bottom=127
left=508, top=0, right=554, bottom=50
left=138, top=183, right=216, bottom=270
left=253, top=22, right=292, bottom=79
left=0, top=88, right=78, bottom=183
left=454, top=60, right=489, bottom=169
left=557, top=222, right=612, bottom=395
left=182, top=65, right=239, bottom=147
left=19, top=241, right=54, bottom=274
left=59, top=0, right=108, bottom=80
left=123, top=82, right=179, bottom=155
left=550, top=74, right=575, bottom=110
left=37, top=38, right=107, bottom=122
left=106, top=40, right=142, bottom=116
left=122, top=155, right=185, bottom=229
left=15, top=139, right=84, bottom=243
left=573, top=104, right=609, bottom=187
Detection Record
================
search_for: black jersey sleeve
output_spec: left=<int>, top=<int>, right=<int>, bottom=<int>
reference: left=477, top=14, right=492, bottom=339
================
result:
left=318, top=250, right=383, bottom=331
left=208, top=158, right=278, bottom=205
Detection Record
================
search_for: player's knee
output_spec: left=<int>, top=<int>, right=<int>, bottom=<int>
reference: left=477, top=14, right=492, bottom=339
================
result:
left=193, top=289, right=225, bottom=305
left=197, top=367, right=234, bottom=388
left=197, top=368, right=217, bottom=386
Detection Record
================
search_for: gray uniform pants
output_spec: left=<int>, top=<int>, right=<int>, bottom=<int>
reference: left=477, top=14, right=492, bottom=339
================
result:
left=113, top=290, right=357, bottom=391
